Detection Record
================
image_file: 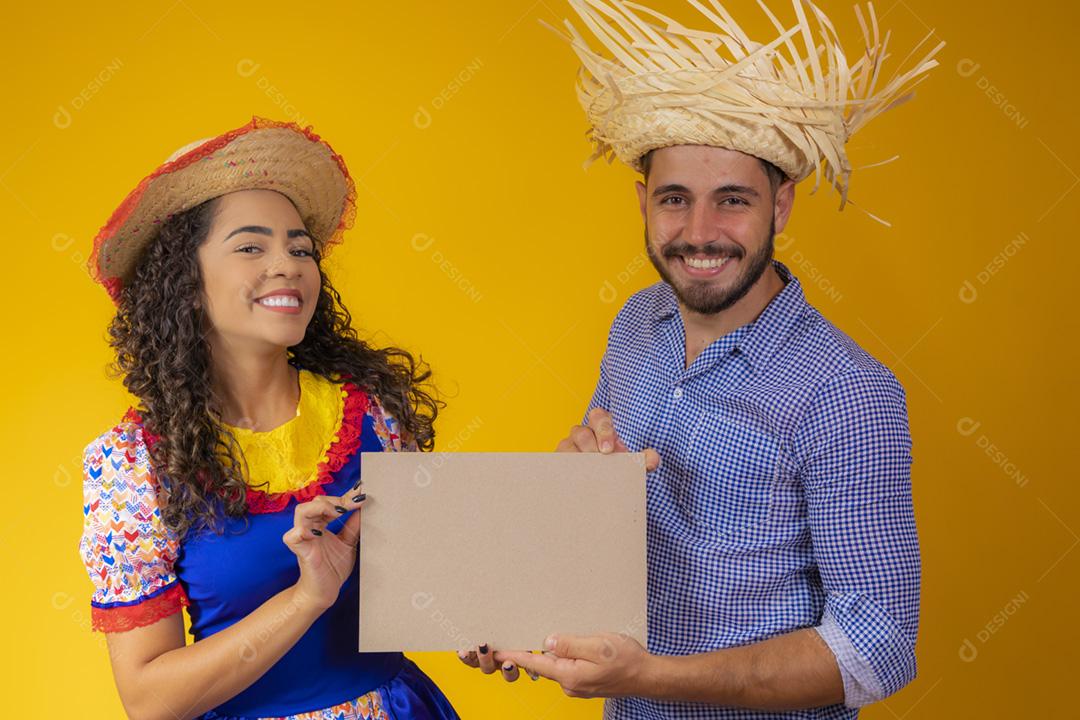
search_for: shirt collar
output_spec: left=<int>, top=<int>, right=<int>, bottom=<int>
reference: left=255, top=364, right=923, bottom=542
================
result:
left=651, top=259, right=808, bottom=372
left=736, top=260, right=807, bottom=371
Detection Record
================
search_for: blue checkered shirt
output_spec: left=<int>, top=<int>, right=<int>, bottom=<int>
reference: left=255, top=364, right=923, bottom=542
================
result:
left=586, top=261, right=920, bottom=719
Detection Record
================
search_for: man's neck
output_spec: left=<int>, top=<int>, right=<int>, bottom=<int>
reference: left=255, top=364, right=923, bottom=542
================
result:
left=681, top=265, right=786, bottom=369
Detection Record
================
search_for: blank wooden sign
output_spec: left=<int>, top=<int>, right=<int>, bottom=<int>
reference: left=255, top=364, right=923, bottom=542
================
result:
left=357, top=452, right=647, bottom=652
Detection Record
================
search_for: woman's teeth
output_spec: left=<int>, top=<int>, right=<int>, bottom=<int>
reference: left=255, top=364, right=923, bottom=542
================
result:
left=258, top=296, right=300, bottom=307
left=683, top=256, right=731, bottom=269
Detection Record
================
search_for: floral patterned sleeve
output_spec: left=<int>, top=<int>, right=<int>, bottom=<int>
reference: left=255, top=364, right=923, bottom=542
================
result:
left=78, top=421, right=190, bottom=632
left=368, top=397, right=418, bottom=452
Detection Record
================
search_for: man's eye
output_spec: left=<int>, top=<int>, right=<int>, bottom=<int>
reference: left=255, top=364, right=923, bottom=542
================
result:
left=721, top=197, right=747, bottom=206
left=660, top=196, right=686, bottom=205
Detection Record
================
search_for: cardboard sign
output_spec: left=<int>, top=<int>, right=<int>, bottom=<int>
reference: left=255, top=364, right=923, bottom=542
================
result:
left=357, top=452, right=647, bottom=652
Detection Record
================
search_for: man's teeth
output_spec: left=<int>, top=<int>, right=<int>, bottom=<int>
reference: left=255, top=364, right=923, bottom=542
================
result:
left=683, top=256, right=732, bottom=269
left=258, top=296, right=300, bottom=307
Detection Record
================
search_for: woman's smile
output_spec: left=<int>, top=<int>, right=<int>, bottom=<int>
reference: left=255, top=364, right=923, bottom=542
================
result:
left=254, top=288, right=304, bottom=314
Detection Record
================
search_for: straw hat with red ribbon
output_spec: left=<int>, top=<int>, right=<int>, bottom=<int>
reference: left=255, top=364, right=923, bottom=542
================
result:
left=89, top=116, right=356, bottom=305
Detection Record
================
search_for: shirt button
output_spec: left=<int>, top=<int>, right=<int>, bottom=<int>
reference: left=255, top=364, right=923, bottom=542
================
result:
left=673, top=387, right=684, bottom=400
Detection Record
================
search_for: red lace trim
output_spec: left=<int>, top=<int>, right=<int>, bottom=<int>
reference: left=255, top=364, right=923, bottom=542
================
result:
left=90, top=115, right=358, bottom=306
left=122, top=379, right=371, bottom=514
left=91, top=582, right=190, bottom=633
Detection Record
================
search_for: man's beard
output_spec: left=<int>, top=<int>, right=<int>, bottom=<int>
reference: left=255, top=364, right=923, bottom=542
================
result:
left=645, top=217, right=775, bottom=315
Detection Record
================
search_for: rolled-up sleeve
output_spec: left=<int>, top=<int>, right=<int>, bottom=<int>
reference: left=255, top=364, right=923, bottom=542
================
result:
left=795, top=367, right=920, bottom=707
left=583, top=316, right=619, bottom=425
left=583, top=351, right=611, bottom=424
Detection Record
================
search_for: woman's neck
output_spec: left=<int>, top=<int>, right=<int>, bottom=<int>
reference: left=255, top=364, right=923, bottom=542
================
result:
left=211, top=351, right=300, bottom=431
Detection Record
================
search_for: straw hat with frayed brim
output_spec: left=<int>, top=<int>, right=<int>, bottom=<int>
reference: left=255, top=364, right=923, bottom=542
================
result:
left=546, top=0, right=945, bottom=226
left=89, top=116, right=356, bottom=305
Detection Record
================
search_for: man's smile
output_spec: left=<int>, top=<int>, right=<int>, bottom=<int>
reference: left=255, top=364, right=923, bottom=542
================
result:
left=675, top=253, right=737, bottom=278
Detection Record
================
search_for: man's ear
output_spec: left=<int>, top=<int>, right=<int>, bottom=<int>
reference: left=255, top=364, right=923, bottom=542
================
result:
left=773, top=178, right=796, bottom=234
left=635, top=180, right=647, bottom=222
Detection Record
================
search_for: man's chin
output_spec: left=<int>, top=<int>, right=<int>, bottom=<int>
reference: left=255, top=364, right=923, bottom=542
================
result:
left=663, top=275, right=731, bottom=312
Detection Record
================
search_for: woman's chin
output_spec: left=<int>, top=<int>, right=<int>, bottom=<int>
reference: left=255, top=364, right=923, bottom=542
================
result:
left=248, top=330, right=308, bottom=350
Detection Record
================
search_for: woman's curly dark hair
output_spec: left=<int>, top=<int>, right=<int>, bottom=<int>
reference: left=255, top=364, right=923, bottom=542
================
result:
left=106, top=196, right=441, bottom=541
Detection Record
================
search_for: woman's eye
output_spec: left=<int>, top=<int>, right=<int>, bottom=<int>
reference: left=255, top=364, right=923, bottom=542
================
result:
left=235, top=246, right=314, bottom=256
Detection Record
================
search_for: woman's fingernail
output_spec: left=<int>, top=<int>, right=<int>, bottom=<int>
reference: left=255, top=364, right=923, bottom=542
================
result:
left=311, top=528, right=323, bottom=536
left=527, top=669, right=539, bottom=681
left=352, top=479, right=362, bottom=491
left=334, top=505, right=347, bottom=514
left=479, top=644, right=489, bottom=655
left=352, top=493, right=366, bottom=503
left=503, top=663, right=514, bottom=672
left=601, top=440, right=613, bottom=452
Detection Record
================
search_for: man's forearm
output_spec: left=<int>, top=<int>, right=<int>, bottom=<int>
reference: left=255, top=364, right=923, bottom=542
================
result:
left=639, top=628, right=845, bottom=710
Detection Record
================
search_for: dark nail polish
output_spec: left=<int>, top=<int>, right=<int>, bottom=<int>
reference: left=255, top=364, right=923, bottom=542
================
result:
left=503, top=664, right=514, bottom=671
left=311, top=528, right=323, bottom=536
left=352, top=479, right=362, bottom=491
left=334, top=505, right=347, bottom=514
left=479, top=644, right=489, bottom=655
left=352, top=493, right=366, bottom=503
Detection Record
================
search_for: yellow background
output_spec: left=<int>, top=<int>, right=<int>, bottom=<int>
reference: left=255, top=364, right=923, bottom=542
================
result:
left=2, top=0, right=1075, bottom=717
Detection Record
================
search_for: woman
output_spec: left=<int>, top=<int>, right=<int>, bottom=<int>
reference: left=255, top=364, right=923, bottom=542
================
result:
left=78, top=117, right=459, bottom=719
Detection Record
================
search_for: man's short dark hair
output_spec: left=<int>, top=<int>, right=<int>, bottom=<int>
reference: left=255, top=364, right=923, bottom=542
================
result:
left=639, top=148, right=787, bottom=195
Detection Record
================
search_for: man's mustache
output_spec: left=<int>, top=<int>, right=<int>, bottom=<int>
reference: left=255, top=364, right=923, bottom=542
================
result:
left=660, top=242, right=745, bottom=260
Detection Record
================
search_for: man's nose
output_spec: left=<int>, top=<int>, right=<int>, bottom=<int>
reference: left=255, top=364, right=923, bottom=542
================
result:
left=684, top=202, right=718, bottom=246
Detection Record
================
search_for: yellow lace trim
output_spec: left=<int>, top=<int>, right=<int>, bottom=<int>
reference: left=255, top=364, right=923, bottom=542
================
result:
left=219, top=370, right=347, bottom=494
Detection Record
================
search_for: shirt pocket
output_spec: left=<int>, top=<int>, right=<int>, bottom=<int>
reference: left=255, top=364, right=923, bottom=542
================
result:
left=680, top=412, right=780, bottom=538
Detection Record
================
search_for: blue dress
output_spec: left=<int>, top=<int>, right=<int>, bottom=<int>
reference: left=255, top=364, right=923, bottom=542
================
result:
left=79, top=377, right=459, bottom=720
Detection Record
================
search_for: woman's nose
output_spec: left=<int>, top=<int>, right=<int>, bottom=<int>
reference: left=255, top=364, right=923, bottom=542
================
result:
left=265, top=249, right=304, bottom=277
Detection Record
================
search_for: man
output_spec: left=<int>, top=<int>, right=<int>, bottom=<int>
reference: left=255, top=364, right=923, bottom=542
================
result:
left=461, top=1, right=942, bottom=717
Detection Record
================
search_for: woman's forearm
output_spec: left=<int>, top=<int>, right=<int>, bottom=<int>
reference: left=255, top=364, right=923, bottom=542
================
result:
left=131, top=585, right=325, bottom=720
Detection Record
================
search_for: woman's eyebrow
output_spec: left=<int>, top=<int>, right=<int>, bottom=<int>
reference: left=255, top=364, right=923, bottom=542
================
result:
left=223, top=226, right=311, bottom=241
left=224, top=225, right=271, bottom=241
